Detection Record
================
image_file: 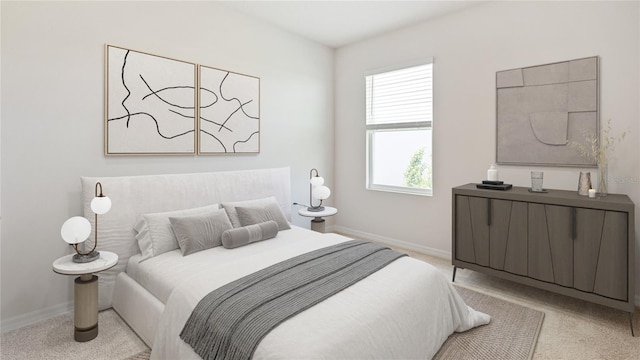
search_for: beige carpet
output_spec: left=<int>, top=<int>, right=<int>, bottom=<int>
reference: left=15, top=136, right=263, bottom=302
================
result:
left=434, top=286, right=544, bottom=360
left=0, top=309, right=147, bottom=360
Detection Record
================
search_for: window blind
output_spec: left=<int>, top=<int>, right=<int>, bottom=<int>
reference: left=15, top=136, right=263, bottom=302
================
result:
left=366, top=63, right=433, bottom=127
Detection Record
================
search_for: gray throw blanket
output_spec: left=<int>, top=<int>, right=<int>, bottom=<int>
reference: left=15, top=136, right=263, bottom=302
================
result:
left=180, top=240, right=407, bottom=360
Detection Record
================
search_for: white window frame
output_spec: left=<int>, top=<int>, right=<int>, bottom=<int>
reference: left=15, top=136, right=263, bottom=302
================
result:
left=365, top=59, right=433, bottom=196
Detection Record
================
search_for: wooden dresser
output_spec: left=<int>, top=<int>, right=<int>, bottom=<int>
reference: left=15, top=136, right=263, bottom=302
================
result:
left=452, top=183, right=636, bottom=334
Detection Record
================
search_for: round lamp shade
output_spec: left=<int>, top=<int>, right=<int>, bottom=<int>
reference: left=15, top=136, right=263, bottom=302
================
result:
left=312, top=185, right=331, bottom=200
left=309, top=176, right=324, bottom=187
left=91, top=196, right=112, bottom=215
left=61, top=216, right=91, bottom=244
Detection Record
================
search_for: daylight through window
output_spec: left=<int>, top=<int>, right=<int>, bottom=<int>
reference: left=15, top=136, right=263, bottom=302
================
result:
left=365, top=61, right=433, bottom=196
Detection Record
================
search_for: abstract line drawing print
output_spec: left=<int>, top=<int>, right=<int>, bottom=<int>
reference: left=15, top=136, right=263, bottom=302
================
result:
left=496, top=56, right=598, bottom=166
left=199, top=65, right=260, bottom=154
left=105, top=45, right=197, bottom=154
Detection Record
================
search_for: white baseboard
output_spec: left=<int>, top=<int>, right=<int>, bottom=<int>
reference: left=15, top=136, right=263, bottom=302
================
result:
left=1, top=301, right=73, bottom=334
left=329, top=225, right=451, bottom=260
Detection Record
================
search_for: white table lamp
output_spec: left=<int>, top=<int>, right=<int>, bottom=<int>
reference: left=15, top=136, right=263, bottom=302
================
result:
left=61, top=182, right=111, bottom=263
left=61, top=217, right=92, bottom=245
left=308, top=168, right=331, bottom=212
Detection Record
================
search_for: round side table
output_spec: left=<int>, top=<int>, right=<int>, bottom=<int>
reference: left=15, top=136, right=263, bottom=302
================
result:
left=52, top=251, right=118, bottom=342
left=298, top=206, right=337, bottom=233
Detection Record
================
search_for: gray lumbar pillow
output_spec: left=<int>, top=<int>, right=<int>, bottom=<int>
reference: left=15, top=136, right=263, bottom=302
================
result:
left=235, top=203, right=291, bottom=230
left=221, top=221, right=279, bottom=249
left=169, top=210, right=233, bottom=256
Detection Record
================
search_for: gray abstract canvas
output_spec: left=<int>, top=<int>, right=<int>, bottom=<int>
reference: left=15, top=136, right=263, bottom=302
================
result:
left=496, top=56, right=598, bottom=166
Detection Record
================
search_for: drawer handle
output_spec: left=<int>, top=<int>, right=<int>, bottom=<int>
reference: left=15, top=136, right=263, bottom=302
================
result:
left=571, top=207, right=576, bottom=240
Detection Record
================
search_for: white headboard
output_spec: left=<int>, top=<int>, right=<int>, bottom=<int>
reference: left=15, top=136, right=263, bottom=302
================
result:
left=81, top=167, right=291, bottom=309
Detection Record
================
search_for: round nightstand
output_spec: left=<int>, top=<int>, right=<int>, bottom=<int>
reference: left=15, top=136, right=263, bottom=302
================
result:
left=298, top=206, right=337, bottom=233
left=53, top=251, right=118, bottom=342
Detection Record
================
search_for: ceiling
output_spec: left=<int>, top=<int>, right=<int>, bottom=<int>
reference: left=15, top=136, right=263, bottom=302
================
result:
left=220, top=1, right=484, bottom=48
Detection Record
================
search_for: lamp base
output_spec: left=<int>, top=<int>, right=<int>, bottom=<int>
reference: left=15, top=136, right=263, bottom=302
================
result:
left=72, top=251, right=100, bottom=263
left=307, top=206, right=325, bottom=212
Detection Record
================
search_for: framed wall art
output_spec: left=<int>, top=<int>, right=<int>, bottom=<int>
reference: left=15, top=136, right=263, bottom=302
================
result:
left=198, top=65, right=260, bottom=154
left=496, top=56, right=599, bottom=166
left=105, top=45, right=197, bottom=155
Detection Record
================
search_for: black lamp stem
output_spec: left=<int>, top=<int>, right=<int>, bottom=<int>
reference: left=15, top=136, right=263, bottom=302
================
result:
left=95, top=182, right=104, bottom=198
left=309, top=168, right=319, bottom=209
left=73, top=182, right=104, bottom=259
left=308, top=168, right=325, bottom=212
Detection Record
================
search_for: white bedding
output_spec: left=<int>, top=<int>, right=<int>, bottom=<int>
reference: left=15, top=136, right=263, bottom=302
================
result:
left=148, top=227, right=490, bottom=359
left=126, top=226, right=338, bottom=304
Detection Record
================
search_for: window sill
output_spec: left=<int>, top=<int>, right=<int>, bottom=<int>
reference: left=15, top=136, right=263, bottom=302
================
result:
left=367, top=184, right=432, bottom=197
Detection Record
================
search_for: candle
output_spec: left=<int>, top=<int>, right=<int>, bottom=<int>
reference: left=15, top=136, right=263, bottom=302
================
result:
left=588, top=189, right=596, bottom=198
left=487, top=165, right=498, bottom=181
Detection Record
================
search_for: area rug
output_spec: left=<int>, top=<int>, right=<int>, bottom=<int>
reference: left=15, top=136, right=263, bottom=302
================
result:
left=125, top=349, right=151, bottom=360
left=433, top=285, right=545, bottom=360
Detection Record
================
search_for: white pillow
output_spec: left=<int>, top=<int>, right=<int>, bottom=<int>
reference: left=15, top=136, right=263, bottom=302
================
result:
left=221, top=196, right=287, bottom=228
left=133, top=203, right=220, bottom=262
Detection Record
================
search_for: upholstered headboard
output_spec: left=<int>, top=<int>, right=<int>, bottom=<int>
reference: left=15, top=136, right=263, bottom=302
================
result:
left=81, top=167, right=291, bottom=309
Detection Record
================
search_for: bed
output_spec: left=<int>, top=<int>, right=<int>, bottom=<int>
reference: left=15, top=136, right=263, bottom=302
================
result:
left=80, top=167, right=489, bottom=359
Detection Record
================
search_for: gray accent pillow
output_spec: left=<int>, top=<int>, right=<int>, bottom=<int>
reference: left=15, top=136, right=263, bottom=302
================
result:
left=133, top=203, right=220, bottom=262
left=169, top=210, right=233, bottom=256
left=221, top=196, right=285, bottom=228
left=235, top=203, right=291, bottom=230
left=221, top=221, right=279, bottom=249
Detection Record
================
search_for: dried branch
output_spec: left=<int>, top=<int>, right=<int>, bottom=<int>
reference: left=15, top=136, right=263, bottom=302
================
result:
left=569, top=119, right=628, bottom=166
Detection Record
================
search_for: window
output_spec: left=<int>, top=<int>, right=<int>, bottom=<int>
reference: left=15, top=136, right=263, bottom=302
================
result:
left=365, top=60, right=433, bottom=196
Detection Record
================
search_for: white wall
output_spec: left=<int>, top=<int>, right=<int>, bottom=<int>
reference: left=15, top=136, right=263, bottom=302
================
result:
left=334, top=1, right=640, bottom=298
left=1, top=1, right=334, bottom=329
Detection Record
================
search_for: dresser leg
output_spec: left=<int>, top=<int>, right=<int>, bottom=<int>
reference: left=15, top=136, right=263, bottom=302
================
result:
left=629, top=312, right=635, bottom=337
left=452, top=266, right=457, bottom=282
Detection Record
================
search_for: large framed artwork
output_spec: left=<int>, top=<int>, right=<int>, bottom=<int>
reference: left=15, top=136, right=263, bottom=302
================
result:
left=105, top=45, right=197, bottom=155
left=199, top=65, right=260, bottom=154
left=496, top=56, right=599, bottom=166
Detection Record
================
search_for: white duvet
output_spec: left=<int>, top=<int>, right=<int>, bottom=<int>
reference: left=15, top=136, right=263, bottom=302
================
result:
left=149, top=227, right=490, bottom=359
